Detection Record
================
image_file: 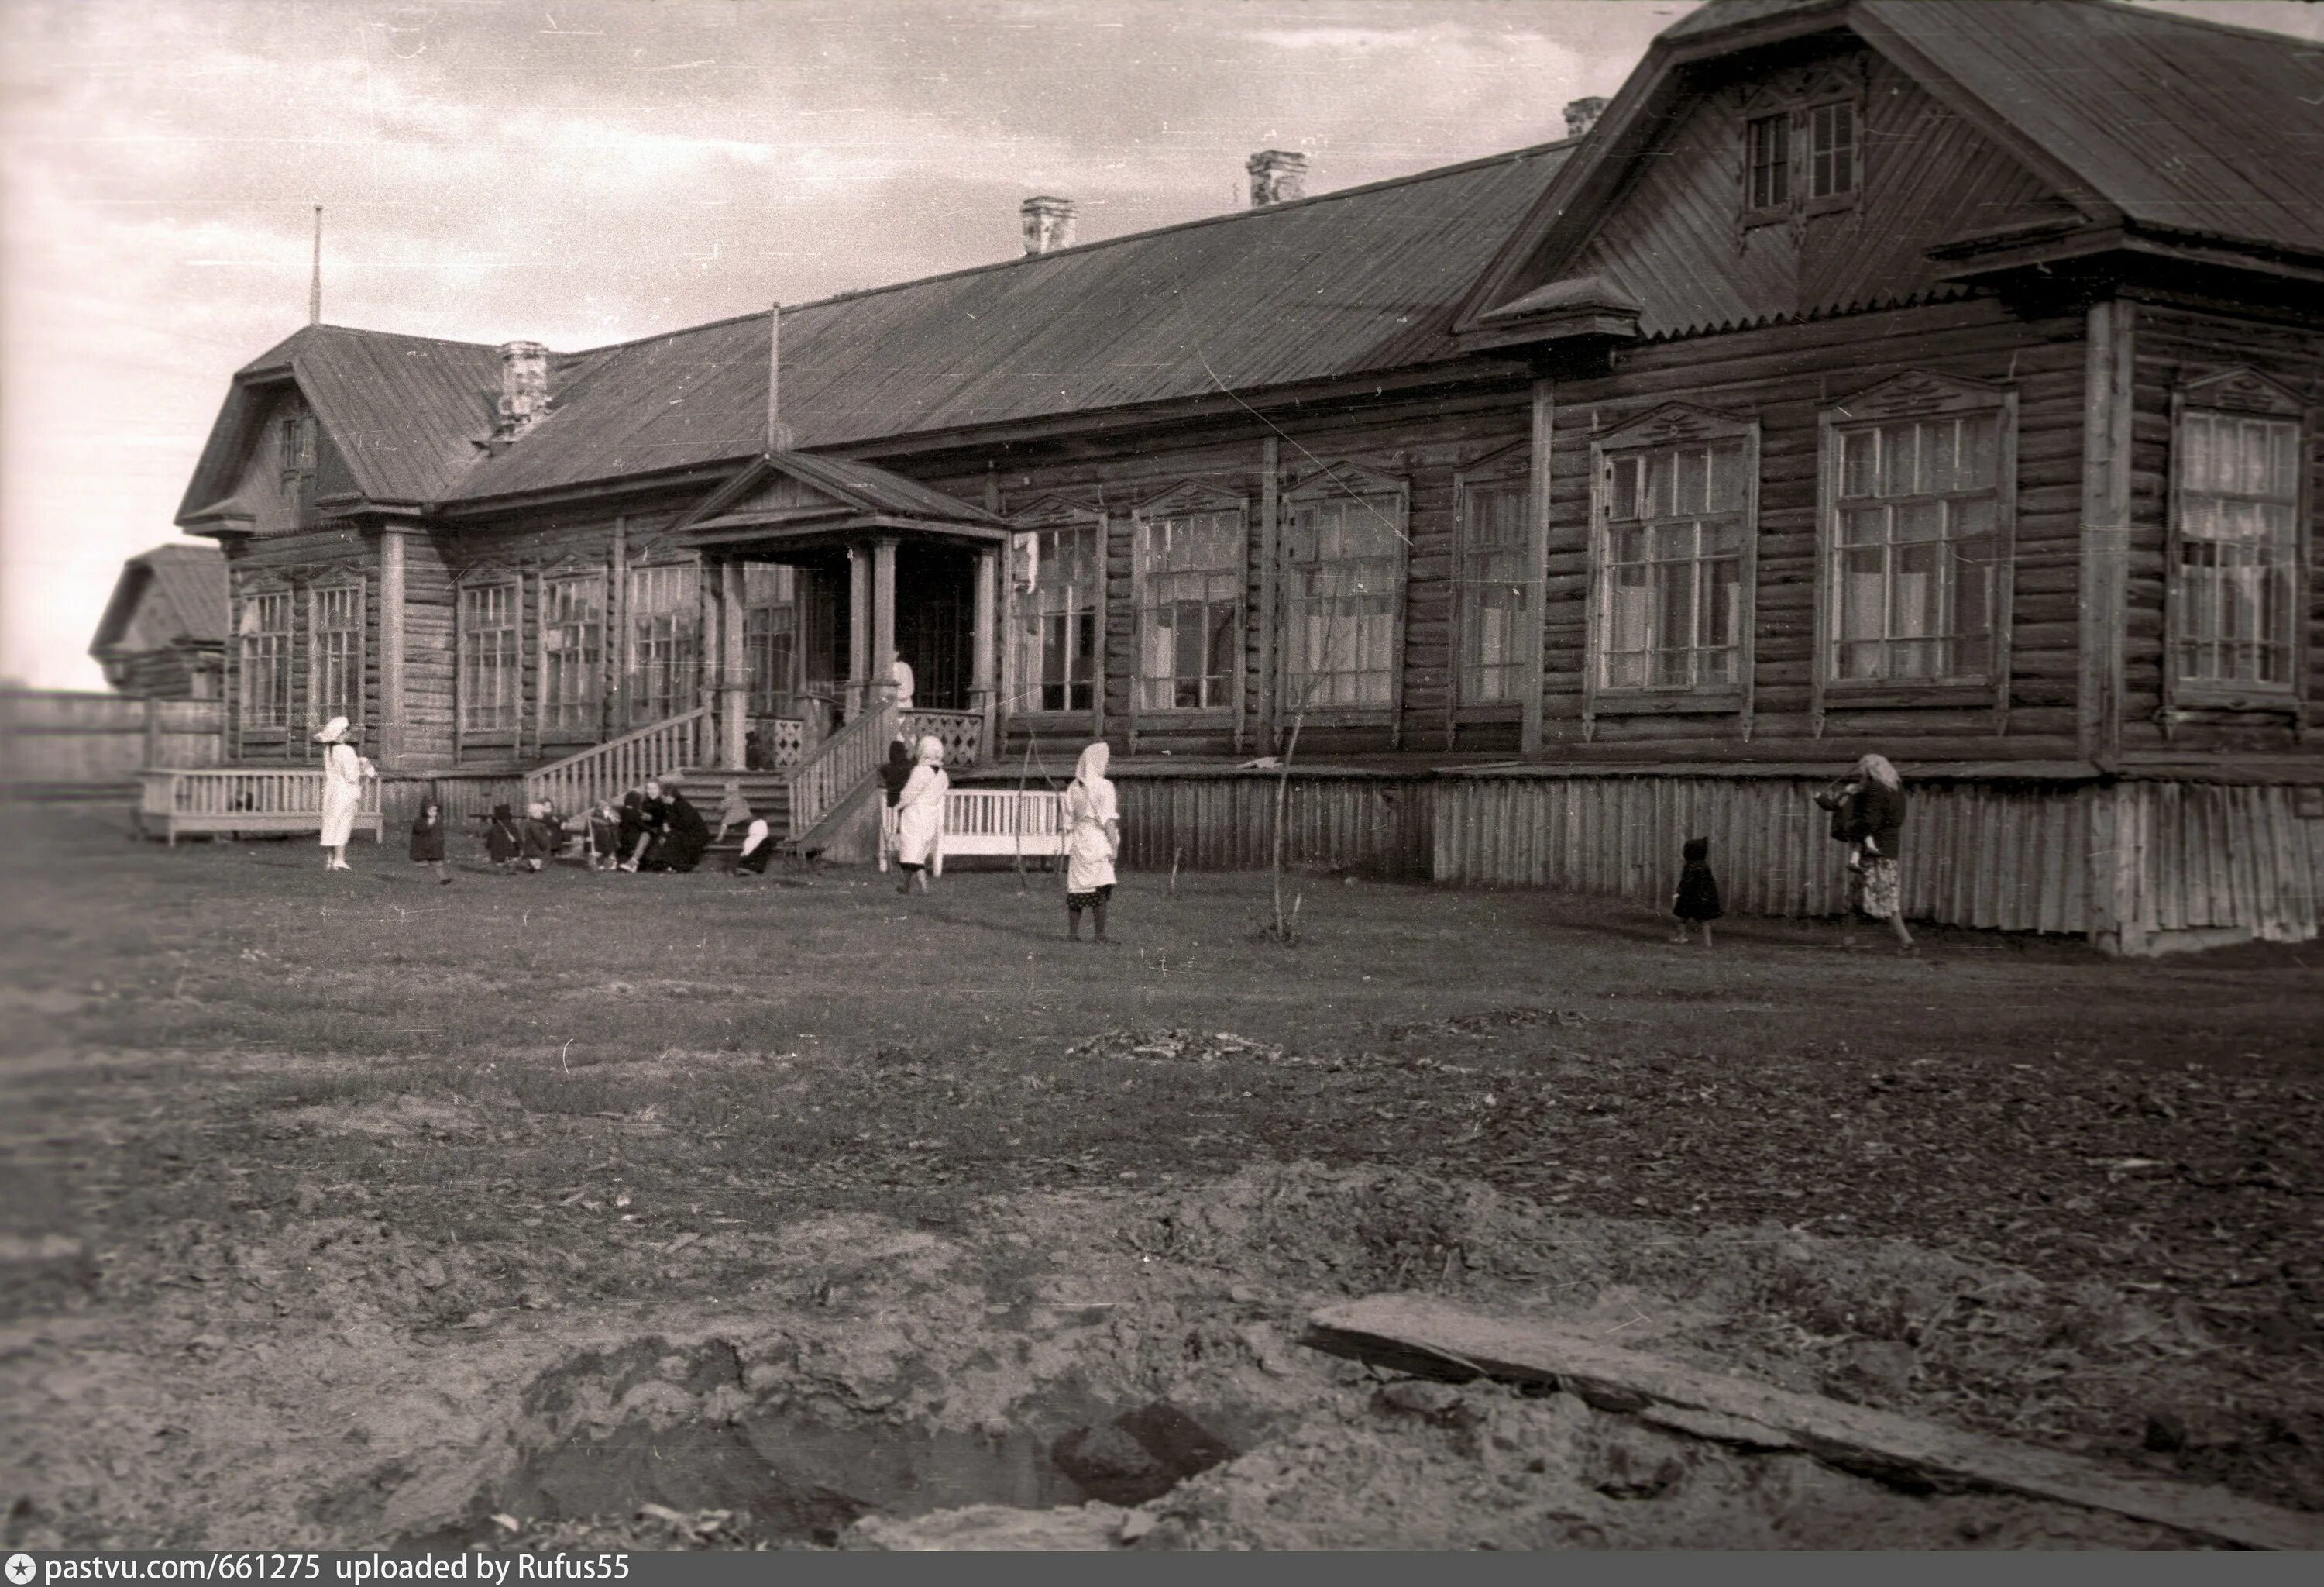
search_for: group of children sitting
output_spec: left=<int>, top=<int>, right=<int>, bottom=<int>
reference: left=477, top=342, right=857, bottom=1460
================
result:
left=404, top=776, right=758, bottom=881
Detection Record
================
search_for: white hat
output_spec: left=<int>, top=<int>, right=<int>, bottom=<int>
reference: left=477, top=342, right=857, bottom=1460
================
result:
left=314, top=716, right=349, bottom=743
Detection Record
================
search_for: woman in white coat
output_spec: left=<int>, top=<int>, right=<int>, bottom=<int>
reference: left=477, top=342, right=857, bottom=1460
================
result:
left=1063, top=741, right=1119, bottom=942
left=893, top=735, right=947, bottom=894
left=315, top=716, right=373, bottom=871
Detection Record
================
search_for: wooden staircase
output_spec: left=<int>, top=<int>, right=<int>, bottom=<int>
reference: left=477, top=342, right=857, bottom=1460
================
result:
left=679, top=769, right=794, bottom=864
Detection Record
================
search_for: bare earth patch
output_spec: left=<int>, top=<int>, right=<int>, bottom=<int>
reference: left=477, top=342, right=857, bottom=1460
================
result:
left=2, top=807, right=2319, bottom=1549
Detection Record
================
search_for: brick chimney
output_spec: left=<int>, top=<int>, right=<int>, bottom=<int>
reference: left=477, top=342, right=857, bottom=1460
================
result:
left=1247, top=150, right=1308, bottom=208
left=1020, top=196, right=1077, bottom=256
left=1563, top=97, right=1608, bottom=139
left=496, top=340, right=549, bottom=438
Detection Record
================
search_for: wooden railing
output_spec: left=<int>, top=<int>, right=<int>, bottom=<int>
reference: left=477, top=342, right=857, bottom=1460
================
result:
left=524, top=708, right=706, bottom=814
left=135, top=768, right=383, bottom=845
left=786, top=701, right=896, bottom=842
left=901, top=708, right=985, bottom=769
left=748, top=715, right=807, bottom=769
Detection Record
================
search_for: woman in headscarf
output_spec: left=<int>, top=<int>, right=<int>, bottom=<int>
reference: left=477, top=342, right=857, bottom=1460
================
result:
left=878, top=736, right=915, bottom=869
left=893, top=735, right=948, bottom=894
left=314, top=716, right=372, bottom=872
left=1063, top=741, right=1120, bottom=942
left=1814, top=752, right=1914, bottom=952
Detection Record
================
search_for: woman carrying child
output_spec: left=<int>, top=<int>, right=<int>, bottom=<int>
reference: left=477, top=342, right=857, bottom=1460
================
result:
left=1815, top=753, right=1915, bottom=953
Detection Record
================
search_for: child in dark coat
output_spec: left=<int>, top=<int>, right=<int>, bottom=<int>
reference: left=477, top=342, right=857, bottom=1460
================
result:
left=483, top=803, right=522, bottom=867
left=408, top=800, right=451, bottom=884
left=1672, top=835, right=1721, bottom=946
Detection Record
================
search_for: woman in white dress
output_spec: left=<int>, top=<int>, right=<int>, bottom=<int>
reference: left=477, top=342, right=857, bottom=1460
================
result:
left=893, top=735, right=947, bottom=894
left=1063, top=741, right=1119, bottom=942
left=314, top=715, right=373, bottom=871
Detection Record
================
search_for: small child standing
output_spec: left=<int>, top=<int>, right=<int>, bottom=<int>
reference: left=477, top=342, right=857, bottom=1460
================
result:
left=408, top=800, right=452, bottom=884
left=483, top=803, right=522, bottom=868
left=1672, top=835, right=1721, bottom=946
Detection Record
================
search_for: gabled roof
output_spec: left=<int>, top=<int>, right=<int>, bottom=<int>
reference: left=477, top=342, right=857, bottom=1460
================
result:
left=1459, top=0, right=2324, bottom=339
left=174, top=326, right=610, bottom=524
left=676, top=450, right=1006, bottom=547
left=448, top=143, right=1570, bottom=502
left=89, top=542, right=229, bottom=656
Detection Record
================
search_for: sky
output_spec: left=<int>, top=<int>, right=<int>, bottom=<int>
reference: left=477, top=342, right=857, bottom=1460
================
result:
left=3, top=0, right=2319, bottom=690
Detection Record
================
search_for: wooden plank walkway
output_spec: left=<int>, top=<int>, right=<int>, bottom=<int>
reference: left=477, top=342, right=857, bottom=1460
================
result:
left=1304, top=1294, right=2324, bottom=1551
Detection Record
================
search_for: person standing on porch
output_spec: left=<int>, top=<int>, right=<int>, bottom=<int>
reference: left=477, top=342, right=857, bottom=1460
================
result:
left=890, top=650, right=915, bottom=716
left=1816, top=753, right=1915, bottom=953
left=1064, top=741, right=1120, bottom=943
left=893, top=735, right=947, bottom=894
left=314, top=716, right=372, bottom=872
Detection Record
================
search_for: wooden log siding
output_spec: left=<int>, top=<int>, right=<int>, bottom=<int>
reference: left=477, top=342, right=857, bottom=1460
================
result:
left=399, top=531, right=458, bottom=772
left=1538, top=297, right=2091, bottom=763
left=376, top=773, right=528, bottom=831
left=1113, top=769, right=1435, bottom=880
left=2120, top=301, right=2324, bottom=754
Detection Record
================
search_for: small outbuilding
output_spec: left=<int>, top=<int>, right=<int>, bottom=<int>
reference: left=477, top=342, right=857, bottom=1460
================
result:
left=89, top=542, right=229, bottom=700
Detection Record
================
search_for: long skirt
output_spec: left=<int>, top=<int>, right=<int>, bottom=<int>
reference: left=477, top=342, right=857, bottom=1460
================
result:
left=1849, top=857, right=1902, bottom=921
left=735, top=820, right=774, bottom=874
left=319, top=780, right=362, bottom=848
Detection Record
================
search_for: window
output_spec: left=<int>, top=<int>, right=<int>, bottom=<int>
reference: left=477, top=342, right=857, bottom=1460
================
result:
left=278, top=411, right=315, bottom=492
left=1808, top=100, right=1856, bottom=201
left=459, top=582, right=521, bottom=736
left=1136, top=507, right=1242, bottom=713
left=742, top=563, right=796, bottom=717
left=1456, top=479, right=1531, bottom=706
left=1284, top=486, right=1404, bottom=711
left=1011, top=524, right=1099, bottom=714
left=239, top=591, right=292, bottom=730
left=1746, top=113, right=1790, bottom=213
left=309, top=584, right=363, bottom=729
left=1597, top=436, right=1749, bottom=692
left=625, top=563, right=700, bottom=725
left=2173, top=407, right=2302, bottom=694
left=540, top=574, right=603, bottom=736
left=1827, top=410, right=2003, bottom=684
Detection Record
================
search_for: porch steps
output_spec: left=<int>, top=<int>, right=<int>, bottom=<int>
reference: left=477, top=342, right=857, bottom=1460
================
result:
left=672, top=769, right=793, bottom=862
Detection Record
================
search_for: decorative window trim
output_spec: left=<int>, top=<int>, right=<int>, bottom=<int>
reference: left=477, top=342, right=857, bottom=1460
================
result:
left=621, top=559, right=703, bottom=731
left=455, top=573, right=524, bottom=752
left=1584, top=403, right=1759, bottom=735
left=305, top=576, right=366, bottom=746
left=1811, top=370, right=2017, bottom=732
left=1735, top=62, right=1865, bottom=231
left=1451, top=439, right=1533, bottom=722
left=1281, top=463, right=1410, bottom=729
left=1004, top=511, right=1105, bottom=726
left=2164, top=367, right=2311, bottom=718
left=235, top=580, right=296, bottom=745
left=1130, top=481, right=1247, bottom=725
left=538, top=570, right=607, bottom=741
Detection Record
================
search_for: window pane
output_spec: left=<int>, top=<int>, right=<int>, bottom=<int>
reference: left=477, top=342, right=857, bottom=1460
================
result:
left=1709, top=442, right=1745, bottom=515
left=1841, top=430, right=1878, bottom=498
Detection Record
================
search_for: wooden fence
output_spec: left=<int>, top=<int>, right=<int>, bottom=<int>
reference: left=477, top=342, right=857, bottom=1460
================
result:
left=0, top=687, right=223, bottom=791
left=1114, top=768, right=1436, bottom=880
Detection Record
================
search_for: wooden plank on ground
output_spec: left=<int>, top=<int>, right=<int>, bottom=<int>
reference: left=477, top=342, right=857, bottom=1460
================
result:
left=1302, top=1294, right=2324, bottom=1551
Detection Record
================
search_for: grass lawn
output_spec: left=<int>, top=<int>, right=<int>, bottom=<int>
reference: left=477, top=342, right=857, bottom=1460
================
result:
left=4, top=805, right=2321, bottom=1548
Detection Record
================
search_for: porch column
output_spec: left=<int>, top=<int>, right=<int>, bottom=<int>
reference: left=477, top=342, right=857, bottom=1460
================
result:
left=871, top=536, right=898, bottom=718
left=846, top=542, right=871, bottom=720
left=718, top=559, right=748, bottom=769
left=972, top=545, right=999, bottom=760
left=377, top=525, right=409, bottom=771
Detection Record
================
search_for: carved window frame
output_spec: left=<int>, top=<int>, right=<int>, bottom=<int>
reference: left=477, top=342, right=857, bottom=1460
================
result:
left=1813, top=370, right=2018, bottom=729
left=305, top=574, right=366, bottom=741
left=455, top=571, right=524, bottom=752
left=1129, top=480, right=1248, bottom=726
left=1451, top=439, right=1533, bottom=721
left=2164, top=367, right=2311, bottom=717
left=1280, top=462, right=1410, bottom=727
left=1585, top=404, right=1759, bottom=732
left=235, top=578, right=296, bottom=745
left=537, top=566, right=607, bottom=741
left=1736, top=62, right=1865, bottom=231
left=1004, top=495, right=1106, bottom=732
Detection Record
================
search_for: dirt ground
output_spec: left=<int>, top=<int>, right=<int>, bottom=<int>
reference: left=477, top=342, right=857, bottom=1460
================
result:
left=3, top=806, right=2320, bottom=1550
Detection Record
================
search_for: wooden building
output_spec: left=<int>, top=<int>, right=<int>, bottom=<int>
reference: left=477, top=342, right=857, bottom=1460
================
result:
left=88, top=543, right=228, bottom=700
left=170, top=0, right=2324, bottom=950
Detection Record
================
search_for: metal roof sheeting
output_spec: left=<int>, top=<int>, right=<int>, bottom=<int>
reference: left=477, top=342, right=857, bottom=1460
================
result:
left=1870, top=1, right=2324, bottom=260
left=90, top=542, right=229, bottom=653
left=452, top=147, right=1568, bottom=501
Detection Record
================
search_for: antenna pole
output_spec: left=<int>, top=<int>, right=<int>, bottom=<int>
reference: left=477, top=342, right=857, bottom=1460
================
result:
left=308, top=206, right=323, bottom=325
left=766, top=302, right=792, bottom=451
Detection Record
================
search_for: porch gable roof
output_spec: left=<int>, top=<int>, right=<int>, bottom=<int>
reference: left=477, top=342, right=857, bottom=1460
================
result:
left=673, top=451, right=1006, bottom=552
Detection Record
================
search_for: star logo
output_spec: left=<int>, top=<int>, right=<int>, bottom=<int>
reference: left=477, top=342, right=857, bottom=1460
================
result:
left=5, top=1553, right=36, bottom=1585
